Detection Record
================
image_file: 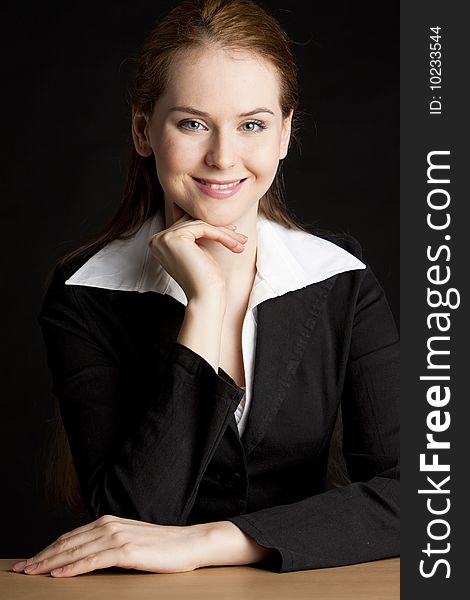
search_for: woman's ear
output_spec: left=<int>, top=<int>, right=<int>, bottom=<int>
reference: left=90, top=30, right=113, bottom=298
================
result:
left=131, top=108, right=153, bottom=157
left=279, top=109, right=294, bottom=160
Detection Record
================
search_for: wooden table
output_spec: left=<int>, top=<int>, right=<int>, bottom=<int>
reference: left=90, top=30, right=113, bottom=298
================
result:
left=0, top=557, right=399, bottom=599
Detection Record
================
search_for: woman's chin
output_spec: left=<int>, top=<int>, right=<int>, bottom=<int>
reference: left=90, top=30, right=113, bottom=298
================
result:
left=188, top=207, right=236, bottom=227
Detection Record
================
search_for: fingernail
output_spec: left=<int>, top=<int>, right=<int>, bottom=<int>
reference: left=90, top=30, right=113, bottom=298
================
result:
left=24, top=563, right=38, bottom=573
left=227, top=224, right=237, bottom=229
left=13, top=560, right=27, bottom=571
left=51, top=567, right=64, bottom=575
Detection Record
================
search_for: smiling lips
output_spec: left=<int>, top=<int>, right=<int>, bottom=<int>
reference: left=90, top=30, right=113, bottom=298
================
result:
left=192, top=176, right=247, bottom=198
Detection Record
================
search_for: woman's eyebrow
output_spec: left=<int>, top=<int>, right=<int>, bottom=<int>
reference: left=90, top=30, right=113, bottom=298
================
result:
left=168, top=105, right=275, bottom=117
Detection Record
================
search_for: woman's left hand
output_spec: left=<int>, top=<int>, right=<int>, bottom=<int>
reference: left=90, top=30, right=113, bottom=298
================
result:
left=12, top=514, right=209, bottom=577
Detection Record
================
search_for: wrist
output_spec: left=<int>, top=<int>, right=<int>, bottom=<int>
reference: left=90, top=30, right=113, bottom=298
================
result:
left=177, top=296, right=226, bottom=371
left=190, top=520, right=274, bottom=569
left=187, top=293, right=227, bottom=316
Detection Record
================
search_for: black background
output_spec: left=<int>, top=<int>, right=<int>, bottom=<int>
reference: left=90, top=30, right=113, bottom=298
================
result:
left=1, top=1, right=398, bottom=556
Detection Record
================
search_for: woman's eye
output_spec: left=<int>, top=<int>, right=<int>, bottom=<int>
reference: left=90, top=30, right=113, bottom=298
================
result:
left=179, top=120, right=205, bottom=131
left=241, top=120, right=266, bottom=133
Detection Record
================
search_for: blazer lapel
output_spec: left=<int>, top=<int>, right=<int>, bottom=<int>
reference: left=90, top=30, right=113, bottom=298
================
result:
left=240, top=276, right=338, bottom=456
left=107, top=276, right=338, bottom=458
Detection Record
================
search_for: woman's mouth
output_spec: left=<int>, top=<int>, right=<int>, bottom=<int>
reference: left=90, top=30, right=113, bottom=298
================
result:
left=191, top=177, right=247, bottom=199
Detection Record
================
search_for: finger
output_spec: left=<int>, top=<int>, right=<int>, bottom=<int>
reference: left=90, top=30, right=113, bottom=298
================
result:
left=214, top=228, right=248, bottom=242
left=205, top=229, right=248, bottom=251
left=150, top=221, right=248, bottom=254
left=20, top=516, right=148, bottom=568
left=24, top=534, right=107, bottom=575
left=218, top=224, right=243, bottom=234
left=22, top=530, right=103, bottom=571
left=13, top=534, right=77, bottom=570
left=46, top=521, right=98, bottom=542
left=27, top=518, right=102, bottom=555
left=168, top=221, right=239, bottom=236
left=50, top=547, right=124, bottom=578
left=179, top=222, right=248, bottom=250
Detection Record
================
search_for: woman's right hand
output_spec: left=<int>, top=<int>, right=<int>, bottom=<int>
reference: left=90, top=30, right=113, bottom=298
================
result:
left=147, top=206, right=248, bottom=303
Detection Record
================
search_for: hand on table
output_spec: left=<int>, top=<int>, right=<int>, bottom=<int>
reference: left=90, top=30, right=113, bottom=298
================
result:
left=12, top=514, right=208, bottom=577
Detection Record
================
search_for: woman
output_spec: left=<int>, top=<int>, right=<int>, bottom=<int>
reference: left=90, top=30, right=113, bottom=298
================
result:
left=14, top=0, right=399, bottom=577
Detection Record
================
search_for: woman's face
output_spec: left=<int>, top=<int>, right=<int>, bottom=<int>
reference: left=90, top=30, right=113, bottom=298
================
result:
left=133, top=45, right=293, bottom=227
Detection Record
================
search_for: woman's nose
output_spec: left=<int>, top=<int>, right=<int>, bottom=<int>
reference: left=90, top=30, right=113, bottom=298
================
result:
left=204, top=131, right=237, bottom=170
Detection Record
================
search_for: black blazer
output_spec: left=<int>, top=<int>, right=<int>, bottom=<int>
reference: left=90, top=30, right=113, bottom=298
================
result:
left=37, top=234, right=399, bottom=573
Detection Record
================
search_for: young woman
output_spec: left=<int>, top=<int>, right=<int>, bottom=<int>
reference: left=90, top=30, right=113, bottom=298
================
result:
left=14, top=0, right=399, bottom=577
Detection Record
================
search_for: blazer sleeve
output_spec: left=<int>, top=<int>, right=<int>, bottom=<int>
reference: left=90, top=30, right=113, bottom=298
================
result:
left=226, top=240, right=400, bottom=573
left=38, top=264, right=246, bottom=524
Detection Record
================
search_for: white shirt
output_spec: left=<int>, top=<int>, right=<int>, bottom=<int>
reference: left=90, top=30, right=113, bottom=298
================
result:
left=65, top=209, right=366, bottom=436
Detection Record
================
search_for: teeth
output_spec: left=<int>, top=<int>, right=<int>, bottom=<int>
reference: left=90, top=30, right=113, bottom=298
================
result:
left=198, top=179, right=241, bottom=190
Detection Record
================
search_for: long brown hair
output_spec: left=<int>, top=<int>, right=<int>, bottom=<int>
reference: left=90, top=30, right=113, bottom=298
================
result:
left=42, top=0, right=349, bottom=515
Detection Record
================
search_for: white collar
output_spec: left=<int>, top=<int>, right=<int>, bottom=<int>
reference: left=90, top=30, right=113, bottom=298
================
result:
left=65, top=210, right=366, bottom=311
